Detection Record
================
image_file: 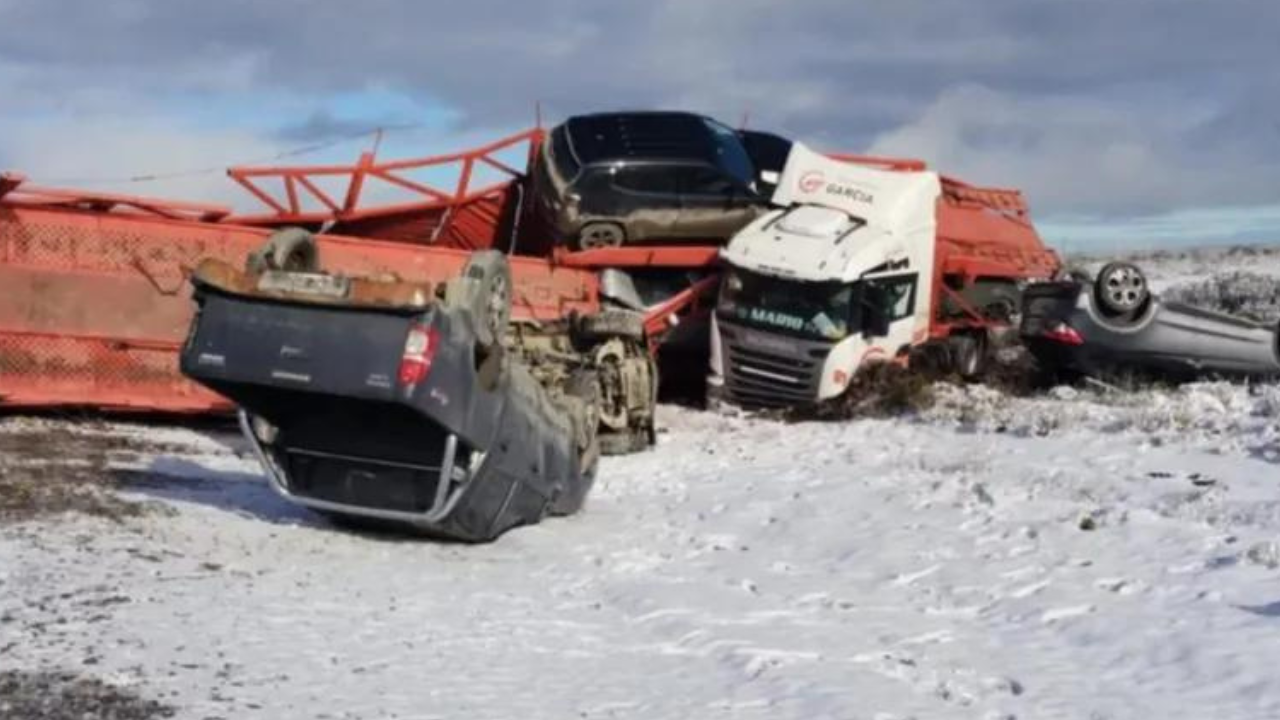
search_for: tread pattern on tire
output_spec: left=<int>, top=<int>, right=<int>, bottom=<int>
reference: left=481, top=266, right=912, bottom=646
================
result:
left=247, top=227, right=318, bottom=273
left=580, top=309, right=645, bottom=341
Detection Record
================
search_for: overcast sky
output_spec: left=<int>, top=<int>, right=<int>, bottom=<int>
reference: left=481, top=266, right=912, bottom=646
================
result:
left=1, top=0, right=1277, bottom=249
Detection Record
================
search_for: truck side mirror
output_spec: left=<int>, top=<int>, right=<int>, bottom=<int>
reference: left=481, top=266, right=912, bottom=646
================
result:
left=862, top=284, right=892, bottom=338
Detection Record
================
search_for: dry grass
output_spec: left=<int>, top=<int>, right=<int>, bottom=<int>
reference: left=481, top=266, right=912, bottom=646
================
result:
left=780, top=362, right=941, bottom=421
left=1162, top=271, right=1280, bottom=323
left=781, top=346, right=1048, bottom=422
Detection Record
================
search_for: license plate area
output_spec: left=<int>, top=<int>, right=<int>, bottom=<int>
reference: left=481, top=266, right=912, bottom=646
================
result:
left=258, top=271, right=352, bottom=299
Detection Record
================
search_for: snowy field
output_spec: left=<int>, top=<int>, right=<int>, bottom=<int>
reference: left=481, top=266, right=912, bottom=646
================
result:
left=2, top=247, right=1280, bottom=719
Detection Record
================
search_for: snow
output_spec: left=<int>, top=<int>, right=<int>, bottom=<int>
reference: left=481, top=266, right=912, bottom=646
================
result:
left=1068, top=244, right=1280, bottom=294
left=3, top=246, right=1280, bottom=719
left=4, top=382, right=1280, bottom=719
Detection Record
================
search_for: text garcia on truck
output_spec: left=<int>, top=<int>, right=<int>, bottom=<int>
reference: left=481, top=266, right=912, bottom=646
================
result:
left=708, top=144, right=1060, bottom=409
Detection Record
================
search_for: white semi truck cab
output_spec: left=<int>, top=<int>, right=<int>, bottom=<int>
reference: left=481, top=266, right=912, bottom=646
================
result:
left=708, top=143, right=1043, bottom=409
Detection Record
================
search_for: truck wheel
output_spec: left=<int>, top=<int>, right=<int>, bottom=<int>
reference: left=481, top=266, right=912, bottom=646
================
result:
left=454, top=250, right=512, bottom=352
left=982, top=289, right=1020, bottom=322
left=553, top=370, right=602, bottom=516
left=579, top=309, right=645, bottom=341
left=597, top=349, right=657, bottom=456
left=577, top=222, right=626, bottom=250
left=565, top=370, right=602, bottom=456
left=599, top=430, right=651, bottom=456
left=949, top=333, right=988, bottom=380
left=907, top=342, right=952, bottom=376
left=246, top=227, right=319, bottom=273
left=1094, top=262, right=1149, bottom=319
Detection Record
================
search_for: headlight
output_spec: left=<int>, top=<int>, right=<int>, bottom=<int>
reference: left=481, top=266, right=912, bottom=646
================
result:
left=725, top=271, right=744, bottom=293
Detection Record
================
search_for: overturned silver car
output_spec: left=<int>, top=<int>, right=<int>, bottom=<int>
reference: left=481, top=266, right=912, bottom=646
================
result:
left=1021, top=262, right=1280, bottom=380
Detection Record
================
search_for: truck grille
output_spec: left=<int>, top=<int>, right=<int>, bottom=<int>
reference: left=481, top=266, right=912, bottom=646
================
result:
left=719, top=321, right=831, bottom=409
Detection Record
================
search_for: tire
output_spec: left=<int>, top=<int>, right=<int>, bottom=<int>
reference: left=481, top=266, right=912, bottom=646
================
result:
left=452, top=250, right=512, bottom=352
left=1094, top=262, right=1149, bottom=319
left=551, top=460, right=598, bottom=517
left=552, top=370, right=602, bottom=516
left=246, top=227, right=319, bottom=273
left=597, top=352, right=657, bottom=456
left=579, top=309, right=645, bottom=341
left=565, top=370, right=602, bottom=455
left=907, top=342, right=952, bottom=376
left=949, top=333, right=988, bottom=380
left=599, top=429, right=652, bottom=456
left=577, top=222, right=626, bottom=250
left=982, top=289, right=1020, bottom=322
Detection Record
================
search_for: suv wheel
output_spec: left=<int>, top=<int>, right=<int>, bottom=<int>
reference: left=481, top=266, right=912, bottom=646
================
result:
left=448, top=250, right=512, bottom=352
left=246, top=227, right=319, bottom=273
left=577, top=222, right=625, bottom=250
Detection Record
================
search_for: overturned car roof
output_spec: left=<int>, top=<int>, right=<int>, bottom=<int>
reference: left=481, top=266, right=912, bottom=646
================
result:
left=563, top=111, right=728, bottom=166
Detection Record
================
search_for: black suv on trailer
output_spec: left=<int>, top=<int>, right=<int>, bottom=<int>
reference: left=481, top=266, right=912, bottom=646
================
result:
left=533, top=111, right=775, bottom=250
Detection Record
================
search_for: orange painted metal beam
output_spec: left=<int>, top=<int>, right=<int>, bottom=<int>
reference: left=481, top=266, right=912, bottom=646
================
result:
left=0, top=202, right=599, bottom=412
left=553, top=245, right=721, bottom=269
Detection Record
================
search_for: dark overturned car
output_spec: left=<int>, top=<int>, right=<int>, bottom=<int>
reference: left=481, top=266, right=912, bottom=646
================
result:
left=532, top=111, right=789, bottom=249
left=181, top=235, right=655, bottom=542
left=1021, top=262, right=1280, bottom=381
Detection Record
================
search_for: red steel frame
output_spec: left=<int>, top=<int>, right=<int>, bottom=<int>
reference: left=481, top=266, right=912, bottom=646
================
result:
left=926, top=177, right=1061, bottom=340
left=227, top=129, right=542, bottom=224
left=225, top=129, right=547, bottom=251
left=0, top=128, right=1057, bottom=412
left=0, top=172, right=233, bottom=223
left=0, top=173, right=598, bottom=412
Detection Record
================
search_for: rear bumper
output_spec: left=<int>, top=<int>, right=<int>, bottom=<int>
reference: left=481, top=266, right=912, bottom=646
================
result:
left=240, top=411, right=476, bottom=528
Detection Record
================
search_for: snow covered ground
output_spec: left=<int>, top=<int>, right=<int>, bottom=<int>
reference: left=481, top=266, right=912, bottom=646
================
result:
left=1070, top=244, right=1280, bottom=296
left=2, top=247, right=1280, bottom=719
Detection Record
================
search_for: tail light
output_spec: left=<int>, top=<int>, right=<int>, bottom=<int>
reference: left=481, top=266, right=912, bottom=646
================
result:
left=399, top=323, right=441, bottom=386
left=1043, top=322, right=1085, bottom=346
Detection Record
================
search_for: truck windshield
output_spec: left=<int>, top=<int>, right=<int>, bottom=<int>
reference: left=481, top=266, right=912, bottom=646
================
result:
left=717, top=267, right=857, bottom=341
left=701, top=118, right=756, bottom=187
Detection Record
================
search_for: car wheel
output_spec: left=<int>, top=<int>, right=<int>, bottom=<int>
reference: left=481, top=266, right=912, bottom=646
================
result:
left=455, top=250, right=512, bottom=352
left=577, top=222, right=626, bottom=250
left=1094, top=262, right=1149, bottom=318
left=246, top=227, right=319, bottom=273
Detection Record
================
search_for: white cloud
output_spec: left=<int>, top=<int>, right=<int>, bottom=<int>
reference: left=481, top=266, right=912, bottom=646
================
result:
left=1, top=0, right=1278, bottom=224
left=3, top=117, right=283, bottom=210
left=867, top=84, right=1280, bottom=217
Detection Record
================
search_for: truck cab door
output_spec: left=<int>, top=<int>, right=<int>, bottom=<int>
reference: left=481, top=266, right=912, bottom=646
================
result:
left=814, top=273, right=919, bottom=400
left=675, top=166, right=762, bottom=242
left=859, top=272, right=922, bottom=363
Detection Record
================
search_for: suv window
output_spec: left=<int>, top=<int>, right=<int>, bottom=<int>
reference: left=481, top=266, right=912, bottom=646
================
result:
left=701, top=118, right=756, bottom=186
left=549, top=127, right=580, bottom=182
left=611, top=166, right=679, bottom=195
left=680, top=166, right=737, bottom=196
